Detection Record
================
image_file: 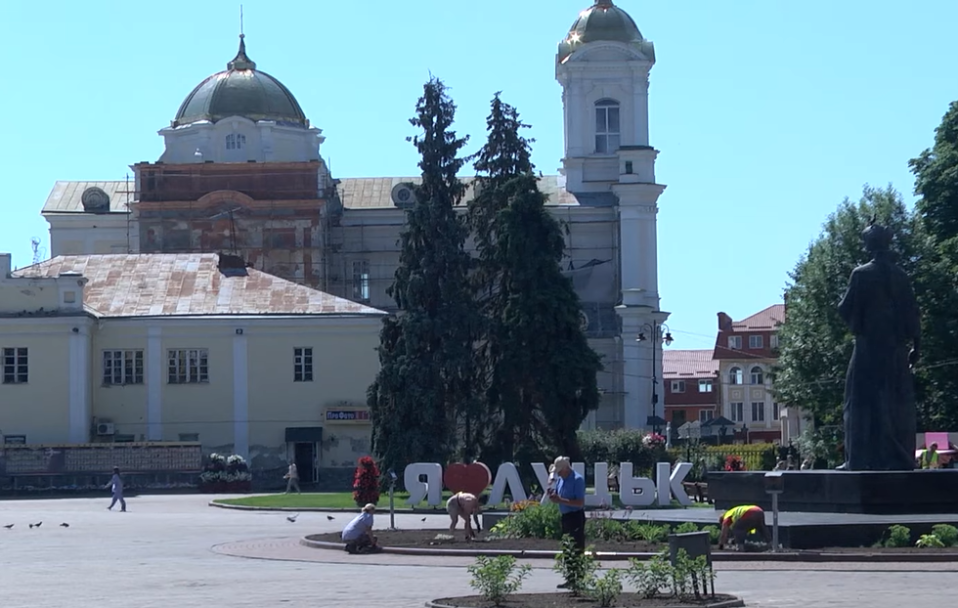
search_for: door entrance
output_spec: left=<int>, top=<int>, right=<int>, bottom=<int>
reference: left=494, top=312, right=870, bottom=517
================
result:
left=294, top=442, right=316, bottom=486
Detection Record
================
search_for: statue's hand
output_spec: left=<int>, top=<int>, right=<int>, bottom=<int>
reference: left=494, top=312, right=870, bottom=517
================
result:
left=909, top=348, right=921, bottom=368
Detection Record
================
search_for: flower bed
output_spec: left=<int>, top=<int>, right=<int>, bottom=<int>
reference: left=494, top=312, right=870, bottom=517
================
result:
left=199, top=453, right=252, bottom=493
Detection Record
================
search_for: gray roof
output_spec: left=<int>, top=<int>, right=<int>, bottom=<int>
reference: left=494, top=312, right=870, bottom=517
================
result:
left=336, top=175, right=615, bottom=210
left=41, top=175, right=617, bottom=215
left=42, top=181, right=133, bottom=214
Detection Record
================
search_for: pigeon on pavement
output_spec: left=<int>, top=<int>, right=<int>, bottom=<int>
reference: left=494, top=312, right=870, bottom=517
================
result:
left=286, top=514, right=299, bottom=523
left=3, top=524, right=12, bottom=529
left=326, top=515, right=335, bottom=521
left=60, top=523, right=70, bottom=528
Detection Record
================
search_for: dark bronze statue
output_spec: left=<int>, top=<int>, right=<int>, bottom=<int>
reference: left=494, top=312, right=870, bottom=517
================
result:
left=837, top=220, right=921, bottom=471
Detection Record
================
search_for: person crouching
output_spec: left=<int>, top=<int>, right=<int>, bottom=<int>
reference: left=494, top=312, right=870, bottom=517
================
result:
left=718, top=504, right=770, bottom=550
left=342, top=503, right=381, bottom=554
left=447, top=492, right=487, bottom=540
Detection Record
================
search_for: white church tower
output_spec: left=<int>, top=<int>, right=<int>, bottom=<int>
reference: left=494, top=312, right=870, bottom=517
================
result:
left=556, top=0, right=668, bottom=430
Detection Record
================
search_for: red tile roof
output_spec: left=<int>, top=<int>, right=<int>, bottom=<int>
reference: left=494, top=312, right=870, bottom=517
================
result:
left=732, top=304, right=785, bottom=331
left=663, top=349, right=719, bottom=378
left=14, top=254, right=384, bottom=318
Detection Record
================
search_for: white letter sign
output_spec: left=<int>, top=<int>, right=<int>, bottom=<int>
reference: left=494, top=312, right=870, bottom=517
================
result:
left=618, top=462, right=656, bottom=507
left=488, top=462, right=527, bottom=506
left=404, top=463, right=442, bottom=506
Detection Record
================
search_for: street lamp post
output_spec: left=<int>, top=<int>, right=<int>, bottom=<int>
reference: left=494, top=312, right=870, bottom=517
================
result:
left=636, top=321, right=674, bottom=434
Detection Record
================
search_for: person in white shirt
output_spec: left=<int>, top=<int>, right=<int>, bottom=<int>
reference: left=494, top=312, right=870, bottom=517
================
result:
left=342, top=503, right=380, bottom=554
left=106, top=467, right=126, bottom=512
left=284, top=462, right=301, bottom=494
left=539, top=464, right=557, bottom=506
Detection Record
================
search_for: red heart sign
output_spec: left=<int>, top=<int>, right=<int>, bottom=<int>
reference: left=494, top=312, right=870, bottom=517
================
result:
left=443, top=463, right=492, bottom=497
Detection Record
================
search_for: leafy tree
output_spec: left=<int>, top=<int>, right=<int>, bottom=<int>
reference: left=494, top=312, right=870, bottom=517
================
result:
left=909, top=101, right=958, bottom=429
left=774, top=184, right=958, bottom=430
left=772, top=186, right=920, bottom=426
left=368, top=78, right=478, bottom=476
left=469, top=94, right=602, bottom=464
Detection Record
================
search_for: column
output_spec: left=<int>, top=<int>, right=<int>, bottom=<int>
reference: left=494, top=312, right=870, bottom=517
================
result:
left=233, top=329, right=249, bottom=458
left=632, top=71, right=650, bottom=146
left=68, top=324, right=91, bottom=443
left=147, top=327, right=163, bottom=440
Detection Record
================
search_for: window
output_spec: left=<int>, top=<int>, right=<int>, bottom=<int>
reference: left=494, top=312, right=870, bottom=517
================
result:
left=770, top=334, right=779, bottom=349
left=728, top=366, right=743, bottom=385
left=727, top=335, right=742, bottom=350
left=698, top=379, right=713, bottom=393
left=751, top=402, right=765, bottom=422
left=772, top=402, right=781, bottom=421
left=2, top=348, right=27, bottom=384
left=103, top=350, right=144, bottom=385
left=730, top=402, right=744, bottom=422
left=167, top=349, right=209, bottom=384
left=670, top=380, right=685, bottom=393
left=178, top=433, right=200, bottom=442
left=352, top=260, right=370, bottom=301
left=594, top=99, right=621, bottom=154
left=225, top=133, right=246, bottom=150
left=749, top=335, right=764, bottom=349
left=750, top=366, right=764, bottom=385
left=63, top=291, right=77, bottom=304
left=294, top=347, right=314, bottom=382
left=699, top=409, right=714, bottom=423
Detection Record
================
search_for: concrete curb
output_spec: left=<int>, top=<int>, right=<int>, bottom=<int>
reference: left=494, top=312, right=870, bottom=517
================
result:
left=209, top=500, right=449, bottom=514
left=426, top=598, right=745, bottom=608
left=298, top=537, right=958, bottom=562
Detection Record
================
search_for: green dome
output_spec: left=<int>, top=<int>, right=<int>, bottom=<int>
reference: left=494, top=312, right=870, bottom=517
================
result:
left=173, top=36, right=308, bottom=128
left=558, top=1, right=654, bottom=64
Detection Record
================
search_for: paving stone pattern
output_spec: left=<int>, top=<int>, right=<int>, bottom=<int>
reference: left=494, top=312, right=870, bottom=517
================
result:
left=0, top=495, right=955, bottom=607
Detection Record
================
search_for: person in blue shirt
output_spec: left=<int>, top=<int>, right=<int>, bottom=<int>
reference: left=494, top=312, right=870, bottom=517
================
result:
left=549, top=455, right=586, bottom=588
left=341, top=503, right=381, bottom=554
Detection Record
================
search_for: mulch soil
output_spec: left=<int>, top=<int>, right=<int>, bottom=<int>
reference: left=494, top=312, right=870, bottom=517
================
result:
left=307, top=529, right=958, bottom=554
left=431, top=593, right=741, bottom=608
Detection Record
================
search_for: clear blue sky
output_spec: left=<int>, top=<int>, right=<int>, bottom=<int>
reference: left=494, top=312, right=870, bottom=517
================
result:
left=2, top=0, right=956, bottom=349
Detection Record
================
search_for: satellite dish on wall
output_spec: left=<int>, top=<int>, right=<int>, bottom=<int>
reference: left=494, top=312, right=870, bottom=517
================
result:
left=391, top=183, right=415, bottom=208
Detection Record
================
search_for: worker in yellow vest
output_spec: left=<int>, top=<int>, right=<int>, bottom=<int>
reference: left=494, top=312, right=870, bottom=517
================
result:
left=718, top=505, right=770, bottom=550
left=921, top=443, right=940, bottom=469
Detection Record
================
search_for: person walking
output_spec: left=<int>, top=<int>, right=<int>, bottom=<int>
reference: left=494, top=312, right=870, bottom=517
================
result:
left=549, top=456, right=586, bottom=589
left=106, top=467, right=126, bottom=512
left=284, top=461, right=301, bottom=494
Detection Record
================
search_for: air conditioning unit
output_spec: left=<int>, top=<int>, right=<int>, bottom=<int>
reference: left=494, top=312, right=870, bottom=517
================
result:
left=96, top=422, right=116, bottom=436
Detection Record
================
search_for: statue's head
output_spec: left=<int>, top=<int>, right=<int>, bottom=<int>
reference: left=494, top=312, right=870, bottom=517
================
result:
left=862, top=219, right=892, bottom=254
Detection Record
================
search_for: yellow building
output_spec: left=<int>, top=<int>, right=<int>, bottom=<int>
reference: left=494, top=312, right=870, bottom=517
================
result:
left=0, top=252, right=384, bottom=484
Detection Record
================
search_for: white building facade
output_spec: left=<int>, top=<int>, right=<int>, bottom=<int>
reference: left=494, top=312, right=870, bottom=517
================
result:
left=41, top=1, right=667, bottom=431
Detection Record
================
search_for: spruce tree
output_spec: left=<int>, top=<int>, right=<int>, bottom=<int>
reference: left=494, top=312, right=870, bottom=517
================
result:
left=367, top=78, right=478, bottom=476
left=469, top=94, right=602, bottom=464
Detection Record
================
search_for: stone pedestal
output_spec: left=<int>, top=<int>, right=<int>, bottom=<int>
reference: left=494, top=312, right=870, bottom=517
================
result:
left=709, top=469, right=958, bottom=514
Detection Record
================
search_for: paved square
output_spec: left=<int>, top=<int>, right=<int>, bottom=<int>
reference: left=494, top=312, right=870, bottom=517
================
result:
left=0, top=494, right=954, bottom=607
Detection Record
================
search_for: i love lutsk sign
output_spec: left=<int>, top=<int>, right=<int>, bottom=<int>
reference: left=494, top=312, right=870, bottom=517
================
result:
left=403, top=461, right=693, bottom=508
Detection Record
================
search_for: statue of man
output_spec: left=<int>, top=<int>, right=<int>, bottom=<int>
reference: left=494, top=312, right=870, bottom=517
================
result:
left=837, top=221, right=921, bottom=471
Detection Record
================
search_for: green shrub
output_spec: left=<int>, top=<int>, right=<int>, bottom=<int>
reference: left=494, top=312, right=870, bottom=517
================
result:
left=490, top=502, right=562, bottom=540
left=588, top=568, right=623, bottom=607
left=673, top=522, right=699, bottom=535
left=885, top=525, right=911, bottom=548
left=587, top=517, right=627, bottom=541
left=626, top=522, right=669, bottom=543
left=932, top=524, right=958, bottom=547
left=672, top=549, right=714, bottom=600
left=467, top=555, right=531, bottom=606
left=916, top=534, right=945, bottom=548
left=553, top=536, right=597, bottom=596
left=702, top=525, right=721, bottom=545
left=627, top=553, right=672, bottom=598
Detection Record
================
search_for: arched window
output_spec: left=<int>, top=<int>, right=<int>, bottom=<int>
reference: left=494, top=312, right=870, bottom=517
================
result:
left=728, top=367, right=743, bottom=385
left=750, top=366, right=764, bottom=385
left=594, top=99, right=620, bottom=154
left=226, top=133, right=246, bottom=150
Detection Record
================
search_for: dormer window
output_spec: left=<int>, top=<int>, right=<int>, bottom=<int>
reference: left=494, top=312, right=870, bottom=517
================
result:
left=226, top=133, right=246, bottom=150
left=594, top=99, right=620, bottom=154
left=63, top=291, right=76, bottom=304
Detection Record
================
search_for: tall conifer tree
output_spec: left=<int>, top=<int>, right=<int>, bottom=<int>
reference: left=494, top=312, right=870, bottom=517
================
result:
left=368, top=78, right=478, bottom=474
left=469, top=94, right=602, bottom=464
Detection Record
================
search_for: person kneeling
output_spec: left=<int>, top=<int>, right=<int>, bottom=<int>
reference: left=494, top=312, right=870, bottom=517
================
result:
left=718, top=504, right=770, bottom=551
left=342, top=503, right=381, bottom=554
